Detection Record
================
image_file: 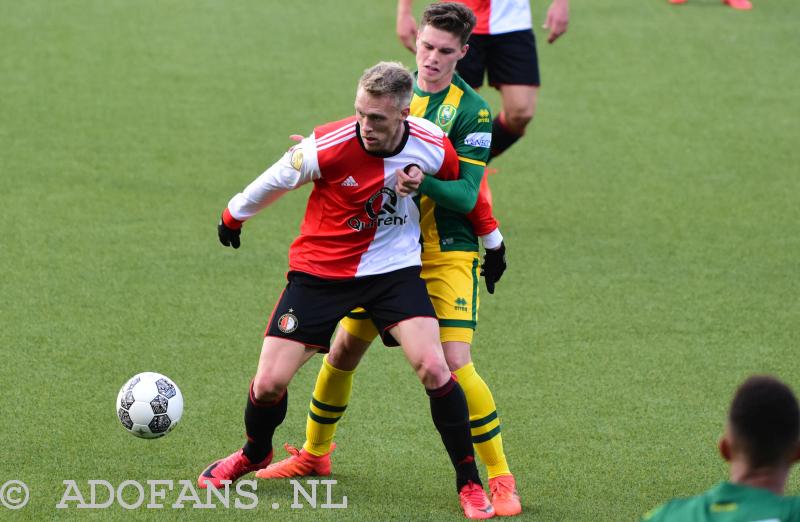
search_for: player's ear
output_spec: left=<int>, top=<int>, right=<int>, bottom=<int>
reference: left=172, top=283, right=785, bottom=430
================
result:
left=719, top=436, right=732, bottom=462
left=400, top=106, right=410, bottom=119
left=460, top=44, right=469, bottom=59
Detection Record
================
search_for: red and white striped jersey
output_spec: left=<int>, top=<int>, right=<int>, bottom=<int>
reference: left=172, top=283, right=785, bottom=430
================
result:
left=455, top=0, right=532, bottom=35
left=225, top=115, right=461, bottom=279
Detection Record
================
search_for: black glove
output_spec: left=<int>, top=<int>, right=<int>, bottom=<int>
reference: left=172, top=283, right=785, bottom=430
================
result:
left=218, top=216, right=241, bottom=249
left=481, top=242, right=506, bottom=294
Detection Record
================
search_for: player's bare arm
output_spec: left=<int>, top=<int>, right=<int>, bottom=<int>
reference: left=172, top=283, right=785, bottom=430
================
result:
left=544, top=0, right=569, bottom=44
left=396, top=0, right=418, bottom=52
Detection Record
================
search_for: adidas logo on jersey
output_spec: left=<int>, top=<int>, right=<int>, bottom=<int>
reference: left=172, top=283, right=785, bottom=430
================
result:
left=341, top=176, right=359, bottom=187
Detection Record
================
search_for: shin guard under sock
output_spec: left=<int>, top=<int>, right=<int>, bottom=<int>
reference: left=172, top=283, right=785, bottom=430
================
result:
left=242, top=383, right=287, bottom=463
left=427, top=377, right=481, bottom=490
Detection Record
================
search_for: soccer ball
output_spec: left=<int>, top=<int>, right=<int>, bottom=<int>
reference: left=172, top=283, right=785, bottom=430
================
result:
left=116, top=372, right=183, bottom=439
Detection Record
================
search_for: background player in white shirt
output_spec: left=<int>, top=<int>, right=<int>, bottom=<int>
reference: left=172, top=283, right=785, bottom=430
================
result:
left=397, top=0, right=569, bottom=159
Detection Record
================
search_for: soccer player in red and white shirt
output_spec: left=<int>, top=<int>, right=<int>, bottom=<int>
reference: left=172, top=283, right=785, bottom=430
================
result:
left=397, top=0, right=569, bottom=158
left=199, top=62, right=495, bottom=519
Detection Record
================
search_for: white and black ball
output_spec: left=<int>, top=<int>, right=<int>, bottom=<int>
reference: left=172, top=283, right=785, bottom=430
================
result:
left=116, top=372, right=183, bottom=439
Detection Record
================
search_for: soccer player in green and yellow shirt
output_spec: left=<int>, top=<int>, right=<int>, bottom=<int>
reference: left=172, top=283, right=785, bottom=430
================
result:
left=257, top=3, right=522, bottom=518
left=642, top=375, right=800, bottom=522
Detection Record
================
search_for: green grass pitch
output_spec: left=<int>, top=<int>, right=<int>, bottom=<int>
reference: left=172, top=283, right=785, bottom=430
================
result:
left=1, top=0, right=798, bottom=520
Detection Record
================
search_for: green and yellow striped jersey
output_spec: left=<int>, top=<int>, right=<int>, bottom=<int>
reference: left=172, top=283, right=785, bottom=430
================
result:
left=412, top=73, right=492, bottom=253
left=642, top=482, right=800, bottom=522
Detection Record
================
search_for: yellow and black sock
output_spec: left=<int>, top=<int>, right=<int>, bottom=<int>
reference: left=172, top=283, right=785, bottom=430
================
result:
left=303, top=356, right=355, bottom=456
left=454, top=362, right=510, bottom=479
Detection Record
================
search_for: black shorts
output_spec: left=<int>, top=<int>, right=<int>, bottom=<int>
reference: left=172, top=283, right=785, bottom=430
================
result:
left=457, top=30, right=541, bottom=89
left=264, top=267, right=436, bottom=350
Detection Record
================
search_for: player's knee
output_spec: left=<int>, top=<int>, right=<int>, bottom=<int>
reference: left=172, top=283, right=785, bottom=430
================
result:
left=252, top=374, right=287, bottom=403
left=503, top=107, right=534, bottom=134
left=414, top=355, right=451, bottom=390
left=328, top=334, right=369, bottom=371
left=442, top=342, right=472, bottom=371
left=326, top=349, right=360, bottom=371
left=326, top=349, right=345, bottom=368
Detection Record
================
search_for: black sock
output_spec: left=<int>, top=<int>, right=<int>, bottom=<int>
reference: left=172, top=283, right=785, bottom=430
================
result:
left=242, top=382, right=287, bottom=463
left=491, top=114, right=523, bottom=159
left=427, top=377, right=480, bottom=491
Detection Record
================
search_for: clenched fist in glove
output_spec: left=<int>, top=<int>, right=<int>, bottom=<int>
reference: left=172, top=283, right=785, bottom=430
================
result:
left=481, top=242, right=506, bottom=294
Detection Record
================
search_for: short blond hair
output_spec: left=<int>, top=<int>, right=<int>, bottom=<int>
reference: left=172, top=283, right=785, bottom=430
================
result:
left=357, top=61, right=413, bottom=110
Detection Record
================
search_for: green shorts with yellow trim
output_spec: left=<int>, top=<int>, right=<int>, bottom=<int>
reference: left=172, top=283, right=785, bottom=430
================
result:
left=340, top=251, right=480, bottom=345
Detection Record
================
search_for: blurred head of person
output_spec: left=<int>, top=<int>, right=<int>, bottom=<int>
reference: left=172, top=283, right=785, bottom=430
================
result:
left=720, top=375, right=800, bottom=492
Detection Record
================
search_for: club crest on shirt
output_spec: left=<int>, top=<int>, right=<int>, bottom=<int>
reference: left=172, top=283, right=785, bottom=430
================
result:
left=437, top=104, right=457, bottom=129
left=278, top=312, right=298, bottom=333
left=290, top=147, right=304, bottom=171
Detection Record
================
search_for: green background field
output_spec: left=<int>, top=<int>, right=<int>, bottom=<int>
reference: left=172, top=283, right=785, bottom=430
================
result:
left=1, top=0, right=798, bottom=520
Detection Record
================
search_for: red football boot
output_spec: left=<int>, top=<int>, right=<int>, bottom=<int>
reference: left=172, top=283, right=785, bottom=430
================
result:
left=198, top=449, right=272, bottom=489
left=459, top=481, right=495, bottom=519
left=723, top=0, right=752, bottom=9
left=255, top=442, right=334, bottom=479
left=489, top=474, right=522, bottom=516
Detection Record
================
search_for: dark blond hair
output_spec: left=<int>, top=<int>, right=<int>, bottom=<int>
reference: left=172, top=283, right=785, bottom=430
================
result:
left=357, top=61, right=414, bottom=109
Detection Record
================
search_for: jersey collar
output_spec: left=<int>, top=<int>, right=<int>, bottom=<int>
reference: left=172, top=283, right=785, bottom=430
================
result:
left=354, top=120, right=410, bottom=158
left=413, top=71, right=459, bottom=97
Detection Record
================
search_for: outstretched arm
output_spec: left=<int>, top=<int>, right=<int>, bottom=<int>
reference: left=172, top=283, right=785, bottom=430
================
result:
left=218, top=136, right=320, bottom=248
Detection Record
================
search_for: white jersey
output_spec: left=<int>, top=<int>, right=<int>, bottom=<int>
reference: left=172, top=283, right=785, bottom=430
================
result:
left=458, top=0, right=533, bottom=35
